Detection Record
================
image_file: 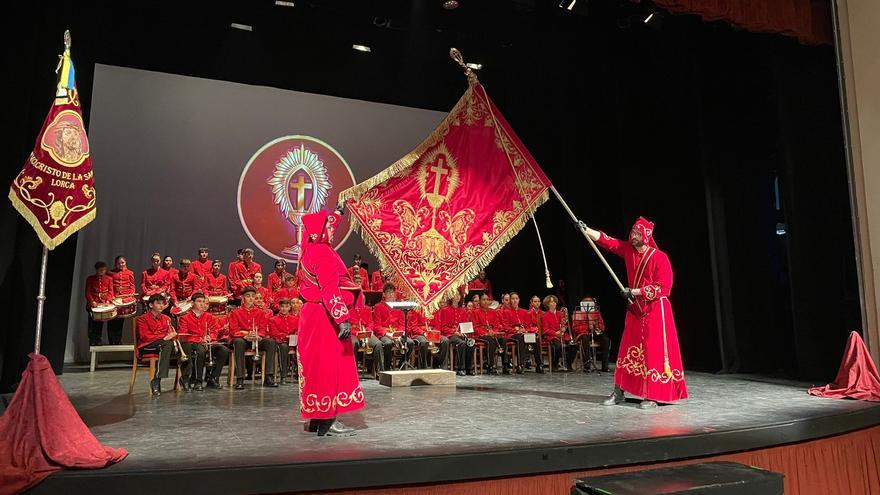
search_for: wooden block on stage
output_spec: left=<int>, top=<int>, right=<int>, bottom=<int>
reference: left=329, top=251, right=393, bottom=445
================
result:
left=378, top=369, right=456, bottom=387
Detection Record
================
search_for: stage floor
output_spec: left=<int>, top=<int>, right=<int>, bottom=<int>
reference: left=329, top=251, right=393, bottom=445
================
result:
left=32, top=366, right=880, bottom=494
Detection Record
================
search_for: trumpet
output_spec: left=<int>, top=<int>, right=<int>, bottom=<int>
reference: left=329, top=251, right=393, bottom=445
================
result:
left=168, top=321, right=189, bottom=363
left=359, top=321, right=373, bottom=354
left=251, top=320, right=261, bottom=361
left=204, top=321, right=214, bottom=369
left=426, top=322, right=439, bottom=355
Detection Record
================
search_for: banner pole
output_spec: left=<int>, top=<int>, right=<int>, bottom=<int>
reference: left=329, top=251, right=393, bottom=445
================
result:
left=34, top=246, right=49, bottom=355
left=550, top=186, right=627, bottom=292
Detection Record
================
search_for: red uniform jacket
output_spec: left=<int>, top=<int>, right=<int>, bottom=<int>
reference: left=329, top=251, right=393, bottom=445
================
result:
left=370, top=271, right=384, bottom=291
left=203, top=272, right=228, bottom=295
left=348, top=266, right=369, bottom=290
left=268, top=270, right=290, bottom=293
left=110, top=269, right=136, bottom=297
left=468, top=278, right=493, bottom=298
left=372, top=301, right=408, bottom=338
left=408, top=309, right=429, bottom=336
left=141, top=268, right=171, bottom=297
left=177, top=310, right=222, bottom=344
left=229, top=305, right=270, bottom=340
left=135, top=311, right=173, bottom=349
left=571, top=310, right=605, bottom=337
left=268, top=312, right=300, bottom=343
left=228, top=260, right=262, bottom=299
left=85, top=274, right=114, bottom=307
left=191, top=259, right=213, bottom=286
left=541, top=310, right=566, bottom=343
left=470, top=307, right=502, bottom=338
left=435, top=306, right=471, bottom=337
left=273, top=287, right=300, bottom=306
left=214, top=314, right=230, bottom=342
left=502, top=307, right=537, bottom=337
left=349, top=305, right=374, bottom=335
left=170, top=271, right=197, bottom=304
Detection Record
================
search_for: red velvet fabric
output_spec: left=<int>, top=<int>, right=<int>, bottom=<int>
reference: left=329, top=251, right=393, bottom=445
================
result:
left=647, top=0, right=832, bottom=45
left=0, top=354, right=127, bottom=495
left=808, top=331, right=880, bottom=402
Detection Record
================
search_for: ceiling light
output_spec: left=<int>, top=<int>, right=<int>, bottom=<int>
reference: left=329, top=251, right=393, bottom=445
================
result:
left=443, top=1, right=460, bottom=10
left=230, top=23, right=253, bottom=32
left=644, top=12, right=655, bottom=23
left=274, top=1, right=295, bottom=6
left=352, top=44, right=371, bottom=53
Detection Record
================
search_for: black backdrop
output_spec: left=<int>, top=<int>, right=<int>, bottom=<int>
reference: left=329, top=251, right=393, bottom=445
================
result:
left=1, top=0, right=859, bottom=391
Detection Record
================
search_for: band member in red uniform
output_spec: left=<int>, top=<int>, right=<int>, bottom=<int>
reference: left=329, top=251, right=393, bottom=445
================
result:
left=108, top=256, right=136, bottom=345
left=297, top=210, right=364, bottom=436
left=350, top=292, right=383, bottom=373
left=135, top=294, right=176, bottom=396
left=273, top=274, right=300, bottom=311
left=229, top=287, right=278, bottom=389
left=503, top=292, right=544, bottom=373
left=582, top=217, right=688, bottom=408
left=203, top=260, right=228, bottom=295
left=372, top=284, right=415, bottom=369
left=85, top=261, right=114, bottom=346
left=468, top=269, right=493, bottom=299
left=229, top=248, right=262, bottom=303
left=170, top=259, right=197, bottom=304
left=348, top=254, right=369, bottom=290
left=472, top=293, right=508, bottom=373
left=500, top=293, right=511, bottom=310
left=437, top=292, right=475, bottom=375
left=162, top=255, right=177, bottom=279
left=541, top=295, right=577, bottom=371
left=269, top=298, right=300, bottom=384
left=191, top=247, right=213, bottom=287
left=268, top=259, right=289, bottom=294
left=370, top=269, right=384, bottom=292
left=252, top=272, right=274, bottom=311
left=571, top=295, right=611, bottom=373
left=177, top=293, right=229, bottom=390
left=141, top=253, right=171, bottom=298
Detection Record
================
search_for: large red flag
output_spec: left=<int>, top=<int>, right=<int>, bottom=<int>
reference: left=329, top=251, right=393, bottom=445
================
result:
left=8, top=39, right=96, bottom=250
left=339, top=75, right=552, bottom=312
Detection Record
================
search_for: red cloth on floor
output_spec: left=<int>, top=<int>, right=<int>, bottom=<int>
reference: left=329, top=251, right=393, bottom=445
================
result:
left=0, top=354, right=127, bottom=494
left=808, top=331, right=880, bottom=402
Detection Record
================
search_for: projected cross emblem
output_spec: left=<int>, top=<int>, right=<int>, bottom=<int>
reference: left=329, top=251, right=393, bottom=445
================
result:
left=290, top=175, right=313, bottom=210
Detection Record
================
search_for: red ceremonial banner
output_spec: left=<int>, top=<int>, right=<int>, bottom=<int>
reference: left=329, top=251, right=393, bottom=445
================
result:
left=8, top=85, right=96, bottom=250
left=339, top=78, right=552, bottom=312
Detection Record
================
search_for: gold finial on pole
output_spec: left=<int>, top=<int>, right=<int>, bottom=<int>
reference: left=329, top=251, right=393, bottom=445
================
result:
left=449, top=48, right=479, bottom=84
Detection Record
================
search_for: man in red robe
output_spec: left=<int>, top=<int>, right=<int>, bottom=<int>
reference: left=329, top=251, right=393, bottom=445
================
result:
left=583, top=217, right=688, bottom=408
left=297, top=210, right=364, bottom=436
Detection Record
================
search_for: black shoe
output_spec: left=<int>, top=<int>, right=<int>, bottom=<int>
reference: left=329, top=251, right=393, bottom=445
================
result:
left=486, top=367, right=497, bottom=374
left=206, top=379, right=223, bottom=390
left=234, top=379, right=244, bottom=390
left=515, top=365, right=524, bottom=374
left=279, top=378, right=287, bottom=385
left=150, top=378, right=161, bottom=396
left=536, top=364, right=545, bottom=374
left=502, top=367, right=511, bottom=375
left=264, top=376, right=278, bottom=387
left=466, top=369, right=475, bottom=376
left=639, top=400, right=658, bottom=409
left=192, top=381, right=204, bottom=391
left=603, top=387, right=624, bottom=406
left=456, top=370, right=466, bottom=376
left=179, top=377, right=190, bottom=392
left=601, top=367, right=610, bottom=373
left=305, top=419, right=322, bottom=433
left=318, top=418, right=356, bottom=437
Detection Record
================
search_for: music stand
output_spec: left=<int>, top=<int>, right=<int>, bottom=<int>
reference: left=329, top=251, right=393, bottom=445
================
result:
left=579, top=301, right=602, bottom=375
left=387, top=301, right=419, bottom=370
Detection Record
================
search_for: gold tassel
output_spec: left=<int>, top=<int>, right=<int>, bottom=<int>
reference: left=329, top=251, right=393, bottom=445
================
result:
left=545, top=270, right=553, bottom=289
left=663, top=361, right=672, bottom=379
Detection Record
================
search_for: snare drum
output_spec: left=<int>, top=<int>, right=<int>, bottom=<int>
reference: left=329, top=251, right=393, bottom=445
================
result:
left=91, top=303, right=117, bottom=321
left=113, top=295, right=138, bottom=318
left=171, top=301, right=193, bottom=317
left=207, top=295, right=229, bottom=314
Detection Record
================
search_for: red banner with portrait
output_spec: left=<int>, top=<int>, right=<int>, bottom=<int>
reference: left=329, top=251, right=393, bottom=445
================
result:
left=8, top=76, right=96, bottom=250
left=339, top=80, right=552, bottom=312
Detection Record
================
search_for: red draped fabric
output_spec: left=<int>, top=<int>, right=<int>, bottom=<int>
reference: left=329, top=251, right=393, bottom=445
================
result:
left=808, top=331, right=880, bottom=401
left=644, top=0, right=832, bottom=45
left=0, top=354, right=128, bottom=495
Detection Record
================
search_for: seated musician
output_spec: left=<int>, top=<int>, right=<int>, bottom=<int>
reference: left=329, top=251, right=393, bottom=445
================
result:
left=85, top=261, right=115, bottom=347
left=108, top=255, right=135, bottom=346
left=502, top=292, right=544, bottom=374
left=571, top=295, right=611, bottom=372
left=170, top=258, right=197, bottom=305
left=268, top=298, right=300, bottom=384
left=541, top=295, right=577, bottom=371
left=228, top=248, right=261, bottom=305
left=273, top=274, right=300, bottom=312
left=471, top=293, right=509, bottom=374
left=191, top=247, right=212, bottom=288
left=350, top=292, right=384, bottom=373
left=135, top=294, right=176, bottom=396
left=141, top=252, right=170, bottom=299
left=268, top=259, right=289, bottom=294
left=252, top=272, right=274, bottom=311
left=203, top=260, right=228, bottom=295
left=468, top=269, right=493, bottom=299
left=228, top=287, right=278, bottom=389
left=349, top=254, right=369, bottom=290
left=178, top=292, right=229, bottom=390
left=162, top=255, right=177, bottom=279
left=370, top=268, right=384, bottom=292
left=372, top=283, right=415, bottom=368
left=436, top=292, right=474, bottom=375
left=410, top=305, right=449, bottom=370
left=500, top=293, right=511, bottom=310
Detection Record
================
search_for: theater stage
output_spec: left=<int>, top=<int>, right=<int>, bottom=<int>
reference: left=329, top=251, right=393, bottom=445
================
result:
left=26, top=367, right=880, bottom=494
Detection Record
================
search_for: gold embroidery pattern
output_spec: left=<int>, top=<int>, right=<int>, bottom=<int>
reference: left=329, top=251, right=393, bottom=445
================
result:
left=616, top=344, right=684, bottom=384
left=643, top=285, right=658, bottom=301
left=12, top=169, right=96, bottom=229
left=301, top=386, right=365, bottom=414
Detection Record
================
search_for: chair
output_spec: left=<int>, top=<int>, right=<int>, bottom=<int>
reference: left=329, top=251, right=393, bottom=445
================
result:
left=227, top=347, right=268, bottom=386
left=128, top=346, right=158, bottom=395
left=541, top=341, right=554, bottom=374
left=505, top=340, right=518, bottom=371
left=474, top=341, right=487, bottom=375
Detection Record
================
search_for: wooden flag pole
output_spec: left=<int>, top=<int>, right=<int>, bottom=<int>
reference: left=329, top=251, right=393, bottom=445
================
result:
left=550, top=186, right=627, bottom=292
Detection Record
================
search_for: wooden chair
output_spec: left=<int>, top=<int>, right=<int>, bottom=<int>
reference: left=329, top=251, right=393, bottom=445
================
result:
left=474, top=341, right=487, bottom=375
left=505, top=340, right=518, bottom=371
left=128, top=346, right=158, bottom=395
left=227, top=348, right=267, bottom=386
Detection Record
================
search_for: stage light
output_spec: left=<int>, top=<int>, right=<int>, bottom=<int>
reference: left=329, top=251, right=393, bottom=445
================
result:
left=559, top=0, right=577, bottom=10
left=465, top=62, right=482, bottom=70
left=558, top=0, right=588, bottom=16
left=352, top=44, right=372, bottom=53
left=274, top=1, right=295, bottom=6
left=443, top=0, right=460, bottom=10
left=230, top=23, right=253, bottom=32
left=644, top=12, right=655, bottom=23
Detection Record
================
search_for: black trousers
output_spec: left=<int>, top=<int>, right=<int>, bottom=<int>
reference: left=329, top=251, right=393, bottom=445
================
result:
left=448, top=335, right=474, bottom=371
left=140, top=339, right=175, bottom=380
left=106, top=318, right=124, bottom=345
left=354, top=335, right=393, bottom=371
left=181, top=342, right=229, bottom=382
left=477, top=335, right=510, bottom=369
left=510, top=333, right=543, bottom=366
left=394, top=337, right=416, bottom=368
left=578, top=333, right=611, bottom=370
left=549, top=338, right=579, bottom=369
left=231, top=337, right=277, bottom=379
left=87, top=316, right=108, bottom=346
left=277, top=342, right=297, bottom=380
left=413, top=335, right=450, bottom=369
